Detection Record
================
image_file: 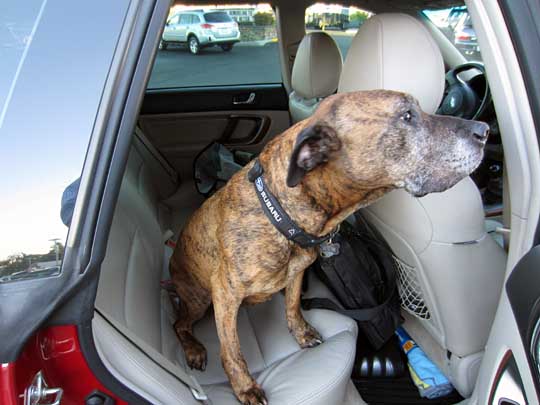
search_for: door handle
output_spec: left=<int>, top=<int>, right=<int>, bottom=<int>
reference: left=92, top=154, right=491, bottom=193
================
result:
left=233, top=93, right=255, bottom=105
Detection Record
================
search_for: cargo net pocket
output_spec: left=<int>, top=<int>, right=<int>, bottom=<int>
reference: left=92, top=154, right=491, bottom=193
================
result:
left=393, top=256, right=431, bottom=320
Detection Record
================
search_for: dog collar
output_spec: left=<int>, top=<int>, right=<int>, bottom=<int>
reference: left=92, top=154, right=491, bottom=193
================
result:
left=248, top=159, right=337, bottom=248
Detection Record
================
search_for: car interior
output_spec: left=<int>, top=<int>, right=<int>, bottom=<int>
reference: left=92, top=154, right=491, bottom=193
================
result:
left=91, top=0, right=510, bottom=403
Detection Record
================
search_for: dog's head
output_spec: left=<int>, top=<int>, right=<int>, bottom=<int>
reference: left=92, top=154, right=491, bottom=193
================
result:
left=287, top=90, right=489, bottom=197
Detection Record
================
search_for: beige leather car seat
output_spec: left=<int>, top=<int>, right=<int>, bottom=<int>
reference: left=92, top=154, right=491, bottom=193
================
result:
left=93, top=129, right=361, bottom=404
left=338, top=13, right=507, bottom=397
left=289, top=31, right=342, bottom=123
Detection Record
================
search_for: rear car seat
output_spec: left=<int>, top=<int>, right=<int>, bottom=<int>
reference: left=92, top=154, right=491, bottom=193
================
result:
left=93, top=129, right=361, bottom=404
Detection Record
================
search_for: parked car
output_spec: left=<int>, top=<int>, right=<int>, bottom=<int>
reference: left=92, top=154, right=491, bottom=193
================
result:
left=453, top=13, right=480, bottom=57
left=160, top=10, right=240, bottom=54
left=439, top=7, right=480, bottom=59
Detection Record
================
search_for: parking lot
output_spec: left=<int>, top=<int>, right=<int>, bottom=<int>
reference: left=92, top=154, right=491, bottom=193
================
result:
left=147, top=31, right=354, bottom=89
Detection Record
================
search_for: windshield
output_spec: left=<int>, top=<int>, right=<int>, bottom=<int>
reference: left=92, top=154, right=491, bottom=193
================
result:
left=424, top=6, right=482, bottom=62
left=204, top=12, right=233, bottom=23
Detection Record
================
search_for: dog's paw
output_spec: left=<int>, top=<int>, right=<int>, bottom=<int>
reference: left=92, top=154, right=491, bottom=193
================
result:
left=294, top=324, right=323, bottom=349
left=239, top=385, right=268, bottom=405
left=184, top=341, right=207, bottom=371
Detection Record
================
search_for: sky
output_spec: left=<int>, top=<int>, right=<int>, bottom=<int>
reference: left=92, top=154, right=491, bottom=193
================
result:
left=0, top=0, right=125, bottom=262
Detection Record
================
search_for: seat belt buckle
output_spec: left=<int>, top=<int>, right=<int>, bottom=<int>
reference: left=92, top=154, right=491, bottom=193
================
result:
left=189, top=375, right=210, bottom=403
left=163, top=229, right=177, bottom=249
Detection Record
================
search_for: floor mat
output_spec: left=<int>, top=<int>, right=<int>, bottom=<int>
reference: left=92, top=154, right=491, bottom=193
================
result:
left=353, top=375, right=464, bottom=404
left=352, top=335, right=463, bottom=404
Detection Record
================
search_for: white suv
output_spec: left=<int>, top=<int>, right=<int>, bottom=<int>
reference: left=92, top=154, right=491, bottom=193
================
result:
left=161, top=10, right=241, bottom=54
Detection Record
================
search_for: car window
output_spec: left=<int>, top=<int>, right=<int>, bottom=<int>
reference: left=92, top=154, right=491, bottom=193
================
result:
left=168, top=15, right=179, bottom=25
left=305, top=3, right=373, bottom=59
left=424, top=6, right=482, bottom=62
left=179, top=14, right=190, bottom=25
left=204, top=12, right=234, bottom=23
left=149, top=4, right=281, bottom=89
left=0, top=0, right=126, bottom=283
left=192, top=15, right=201, bottom=24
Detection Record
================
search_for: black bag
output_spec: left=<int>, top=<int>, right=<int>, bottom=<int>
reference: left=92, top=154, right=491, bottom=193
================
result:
left=302, top=213, right=402, bottom=350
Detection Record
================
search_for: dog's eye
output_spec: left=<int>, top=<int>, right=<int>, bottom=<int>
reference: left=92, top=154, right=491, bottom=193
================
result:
left=401, top=111, right=413, bottom=122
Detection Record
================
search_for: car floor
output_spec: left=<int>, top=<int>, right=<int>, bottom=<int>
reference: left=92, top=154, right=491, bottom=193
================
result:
left=351, top=334, right=464, bottom=405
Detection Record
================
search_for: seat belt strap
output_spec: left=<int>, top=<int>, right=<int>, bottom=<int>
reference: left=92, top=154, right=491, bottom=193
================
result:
left=134, top=126, right=179, bottom=184
left=94, top=308, right=210, bottom=404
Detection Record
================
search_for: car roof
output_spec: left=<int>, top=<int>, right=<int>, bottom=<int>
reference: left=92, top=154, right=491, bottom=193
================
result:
left=177, top=9, right=231, bottom=14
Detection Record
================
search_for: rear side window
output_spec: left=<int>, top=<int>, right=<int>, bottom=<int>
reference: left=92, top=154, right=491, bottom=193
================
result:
left=0, top=0, right=127, bottom=283
left=204, top=12, right=233, bottom=23
left=305, top=3, right=373, bottom=59
left=149, top=4, right=281, bottom=89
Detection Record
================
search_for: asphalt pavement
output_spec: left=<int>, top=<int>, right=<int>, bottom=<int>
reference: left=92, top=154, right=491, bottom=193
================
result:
left=147, top=32, right=353, bottom=89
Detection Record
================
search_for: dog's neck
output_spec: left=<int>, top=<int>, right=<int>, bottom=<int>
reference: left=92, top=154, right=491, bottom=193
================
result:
left=259, top=130, right=394, bottom=238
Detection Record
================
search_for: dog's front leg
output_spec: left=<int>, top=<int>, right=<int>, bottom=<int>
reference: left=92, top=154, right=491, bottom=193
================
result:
left=212, top=277, right=267, bottom=405
left=285, top=269, right=323, bottom=348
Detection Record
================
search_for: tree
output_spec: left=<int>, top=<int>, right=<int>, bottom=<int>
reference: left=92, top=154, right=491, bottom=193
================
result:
left=253, top=12, right=274, bottom=26
left=349, top=10, right=370, bottom=26
left=5, top=253, right=28, bottom=272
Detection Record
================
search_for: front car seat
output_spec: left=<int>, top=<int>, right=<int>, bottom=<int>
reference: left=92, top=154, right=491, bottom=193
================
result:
left=338, top=13, right=507, bottom=397
left=289, top=31, right=342, bottom=123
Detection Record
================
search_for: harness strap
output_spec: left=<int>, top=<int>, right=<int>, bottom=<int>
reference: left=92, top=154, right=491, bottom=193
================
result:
left=248, top=159, right=336, bottom=248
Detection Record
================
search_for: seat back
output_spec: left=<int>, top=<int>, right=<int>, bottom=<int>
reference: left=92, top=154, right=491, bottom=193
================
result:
left=95, top=129, right=178, bottom=352
left=289, top=31, right=342, bottom=123
left=338, top=13, right=507, bottom=397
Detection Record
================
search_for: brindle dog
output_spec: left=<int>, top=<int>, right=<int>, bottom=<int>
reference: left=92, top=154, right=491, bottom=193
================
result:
left=170, top=90, right=488, bottom=404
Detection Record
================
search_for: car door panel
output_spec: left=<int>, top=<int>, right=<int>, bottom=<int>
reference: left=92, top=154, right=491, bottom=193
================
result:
left=472, top=245, right=540, bottom=405
left=163, top=15, right=178, bottom=41
left=139, top=110, right=288, bottom=180
left=506, top=245, right=540, bottom=397
left=178, top=14, right=189, bottom=42
left=139, top=84, right=290, bottom=180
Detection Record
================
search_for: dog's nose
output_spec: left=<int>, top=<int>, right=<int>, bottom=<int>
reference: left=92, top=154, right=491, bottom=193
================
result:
left=471, top=121, right=489, bottom=143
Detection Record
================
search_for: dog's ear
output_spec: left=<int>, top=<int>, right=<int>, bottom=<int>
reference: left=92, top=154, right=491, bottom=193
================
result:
left=286, top=124, right=341, bottom=187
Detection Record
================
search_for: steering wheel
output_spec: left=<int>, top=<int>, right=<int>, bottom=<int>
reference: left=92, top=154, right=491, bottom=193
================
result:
left=437, top=62, right=490, bottom=120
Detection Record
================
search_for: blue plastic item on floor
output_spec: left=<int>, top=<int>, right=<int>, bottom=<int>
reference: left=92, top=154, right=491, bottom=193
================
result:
left=396, top=326, right=454, bottom=399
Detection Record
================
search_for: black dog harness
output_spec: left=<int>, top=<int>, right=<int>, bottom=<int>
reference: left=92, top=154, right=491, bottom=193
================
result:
left=248, top=159, right=337, bottom=248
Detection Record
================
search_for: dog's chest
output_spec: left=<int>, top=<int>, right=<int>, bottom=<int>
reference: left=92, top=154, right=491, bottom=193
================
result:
left=243, top=292, right=274, bottom=305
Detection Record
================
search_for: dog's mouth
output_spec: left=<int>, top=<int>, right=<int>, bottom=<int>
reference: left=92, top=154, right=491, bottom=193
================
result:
left=440, top=147, right=484, bottom=177
left=403, top=148, right=484, bottom=198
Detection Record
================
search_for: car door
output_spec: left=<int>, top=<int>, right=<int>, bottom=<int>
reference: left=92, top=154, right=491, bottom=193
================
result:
left=0, top=0, right=171, bottom=403
left=177, top=13, right=190, bottom=42
left=465, top=0, right=540, bottom=403
left=163, top=14, right=180, bottom=41
left=469, top=246, right=540, bottom=405
left=190, top=13, right=201, bottom=37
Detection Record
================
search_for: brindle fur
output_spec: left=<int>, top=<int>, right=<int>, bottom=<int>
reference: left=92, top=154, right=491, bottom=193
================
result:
left=170, top=90, right=488, bottom=404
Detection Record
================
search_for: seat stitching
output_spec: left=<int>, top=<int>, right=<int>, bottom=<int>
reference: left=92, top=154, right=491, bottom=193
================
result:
left=123, top=226, right=139, bottom=328
left=245, top=306, right=267, bottom=368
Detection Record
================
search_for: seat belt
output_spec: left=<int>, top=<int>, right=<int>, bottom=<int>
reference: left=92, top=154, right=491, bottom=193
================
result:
left=94, top=308, right=210, bottom=404
left=134, top=126, right=179, bottom=185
